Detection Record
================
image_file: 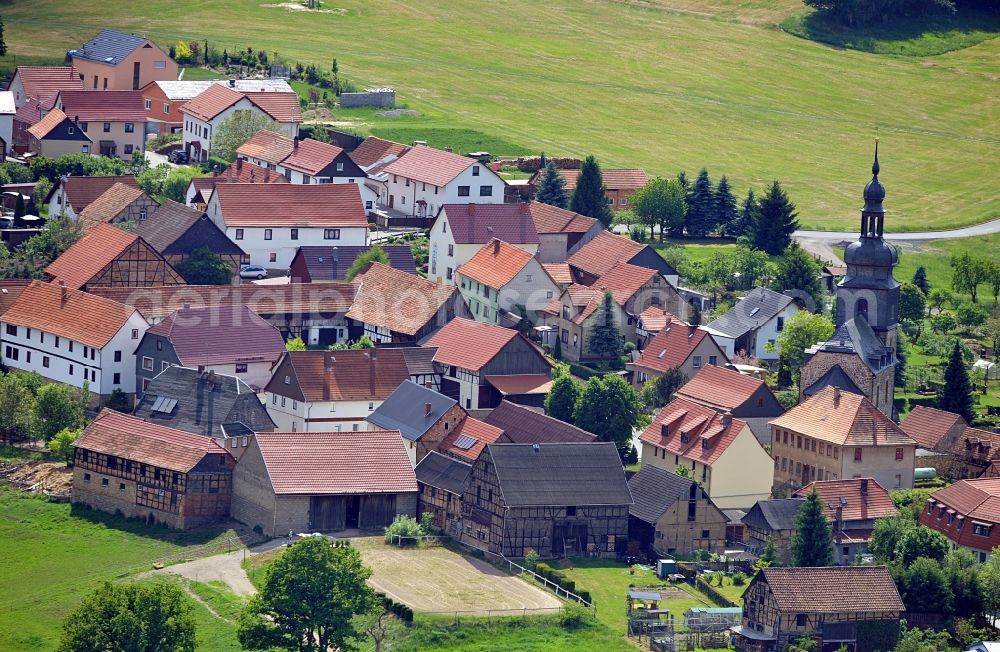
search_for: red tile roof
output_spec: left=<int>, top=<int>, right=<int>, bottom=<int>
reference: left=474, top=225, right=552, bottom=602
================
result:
left=2, top=280, right=137, bottom=348
left=346, top=262, right=458, bottom=336
left=926, top=478, right=1000, bottom=524
left=147, top=305, right=285, bottom=367
left=770, top=386, right=915, bottom=447
left=555, top=168, right=647, bottom=192
left=89, top=282, right=356, bottom=321
left=482, top=400, right=597, bottom=444
left=439, top=203, right=539, bottom=245
left=759, top=566, right=903, bottom=613
left=255, top=430, right=416, bottom=495
left=582, top=261, right=655, bottom=318
left=268, top=137, right=344, bottom=175
left=383, top=145, right=477, bottom=187
left=425, top=318, right=521, bottom=371
left=76, top=182, right=149, bottom=232
left=794, top=478, right=897, bottom=522
left=244, top=91, right=301, bottom=123
left=212, top=183, right=367, bottom=228
left=639, top=397, right=751, bottom=465
left=0, top=279, right=31, bottom=318
left=57, top=90, right=146, bottom=122
left=632, top=320, right=711, bottom=373
left=567, top=230, right=646, bottom=277
left=189, top=161, right=286, bottom=200
left=438, top=416, right=505, bottom=462
left=348, top=136, right=408, bottom=168
left=456, top=239, right=536, bottom=288
left=45, top=223, right=138, bottom=289
left=638, top=307, right=677, bottom=334
left=235, top=129, right=295, bottom=162
left=14, top=97, right=43, bottom=127
left=527, top=202, right=599, bottom=234
left=900, top=405, right=967, bottom=450
left=76, top=410, right=228, bottom=473
left=11, top=66, right=83, bottom=104
left=675, top=364, right=770, bottom=412
left=27, top=108, right=74, bottom=140
left=272, top=349, right=410, bottom=402
left=542, top=263, right=573, bottom=286
left=47, top=175, right=138, bottom=213
left=179, top=84, right=245, bottom=121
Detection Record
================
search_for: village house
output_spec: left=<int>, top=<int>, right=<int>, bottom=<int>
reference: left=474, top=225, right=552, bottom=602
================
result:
left=900, top=405, right=968, bottom=453
left=231, top=430, right=417, bottom=536
left=946, top=428, right=1000, bottom=480
left=347, top=135, right=408, bottom=172
left=12, top=98, right=44, bottom=154
left=528, top=202, right=603, bottom=263
left=134, top=305, right=284, bottom=393
left=705, top=287, right=800, bottom=362
left=0, top=92, right=14, bottom=155
left=800, top=153, right=899, bottom=417
left=415, top=451, right=471, bottom=535
left=26, top=108, right=92, bottom=158
left=793, top=478, right=897, bottom=564
left=740, top=497, right=803, bottom=565
left=919, top=478, right=1000, bottom=562
left=0, top=280, right=148, bottom=404
left=635, top=307, right=677, bottom=348
left=428, top=203, right=540, bottom=285
left=236, top=130, right=376, bottom=208
left=461, top=442, right=632, bottom=558
left=45, top=223, right=184, bottom=291
left=674, top=364, right=784, bottom=445
left=136, top=200, right=247, bottom=278
left=133, top=366, right=275, bottom=458
left=52, top=90, right=146, bottom=159
left=185, top=159, right=287, bottom=209
left=367, top=380, right=467, bottom=466
left=542, top=263, right=574, bottom=290
left=75, top=183, right=158, bottom=232
left=627, top=465, right=728, bottom=557
left=437, top=416, right=505, bottom=464
left=532, top=167, right=648, bottom=211
left=770, top=386, right=916, bottom=493
left=7, top=65, right=82, bottom=108
left=289, top=245, right=416, bottom=282
left=72, top=410, right=234, bottom=530
left=639, top=397, right=774, bottom=509
left=628, top=317, right=729, bottom=386
left=180, top=84, right=300, bottom=162
left=345, top=262, right=468, bottom=344
left=425, top=318, right=552, bottom=411
left=456, top=239, right=559, bottom=326
left=140, top=79, right=293, bottom=134
left=379, top=145, right=506, bottom=217
left=89, top=282, right=357, bottom=346
left=263, top=348, right=411, bottom=433
left=482, top=399, right=597, bottom=444
left=733, top=566, right=904, bottom=651
left=207, top=183, right=368, bottom=270
left=44, top=175, right=138, bottom=221
left=399, top=347, right=440, bottom=391
left=72, top=29, right=177, bottom=91
left=567, top=230, right=678, bottom=287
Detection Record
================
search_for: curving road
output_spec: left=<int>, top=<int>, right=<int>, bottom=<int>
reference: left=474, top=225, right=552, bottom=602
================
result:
left=795, top=217, right=1000, bottom=242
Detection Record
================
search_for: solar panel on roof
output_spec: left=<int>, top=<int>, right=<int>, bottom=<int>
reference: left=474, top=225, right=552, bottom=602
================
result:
left=152, top=397, right=177, bottom=414
left=453, top=434, right=477, bottom=450
left=150, top=396, right=165, bottom=412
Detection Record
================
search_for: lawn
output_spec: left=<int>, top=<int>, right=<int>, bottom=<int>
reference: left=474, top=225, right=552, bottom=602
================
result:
left=390, top=616, right=637, bottom=652
left=0, top=490, right=245, bottom=651
left=2, top=0, right=997, bottom=230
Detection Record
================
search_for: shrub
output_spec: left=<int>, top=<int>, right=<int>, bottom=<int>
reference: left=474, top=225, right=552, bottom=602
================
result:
left=559, top=602, right=592, bottom=629
left=383, top=514, right=423, bottom=546
left=630, top=225, right=647, bottom=243
left=523, top=548, right=540, bottom=571
left=577, top=590, right=593, bottom=605
left=419, top=511, right=434, bottom=534
left=732, top=571, right=747, bottom=586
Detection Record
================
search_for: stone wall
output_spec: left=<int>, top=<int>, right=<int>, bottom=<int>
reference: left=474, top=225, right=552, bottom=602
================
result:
left=414, top=404, right=467, bottom=463
left=339, top=90, right=396, bottom=108
left=72, top=466, right=185, bottom=529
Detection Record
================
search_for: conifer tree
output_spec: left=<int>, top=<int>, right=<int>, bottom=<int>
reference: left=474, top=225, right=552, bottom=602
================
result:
left=752, top=181, right=798, bottom=255
left=570, top=155, right=612, bottom=228
left=912, top=266, right=931, bottom=296
left=587, top=290, right=623, bottom=360
left=535, top=160, right=568, bottom=209
left=0, top=16, right=7, bottom=57
left=685, top=168, right=716, bottom=237
left=940, top=339, right=975, bottom=423
left=730, top=188, right=758, bottom=240
left=773, top=242, right=824, bottom=311
left=792, top=489, right=833, bottom=567
left=714, top=175, right=738, bottom=236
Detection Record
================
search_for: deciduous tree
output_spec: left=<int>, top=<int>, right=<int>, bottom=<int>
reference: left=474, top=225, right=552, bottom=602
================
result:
left=48, top=427, right=80, bottom=465
left=940, top=339, right=975, bottom=423
left=0, top=371, right=38, bottom=444
left=772, top=243, right=824, bottom=311
left=573, top=374, right=642, bottom=449
left=639, top=366, right=686, bottom=409
left=899, top=556, right=953, bottom=615
left=35, top=382, right=85, bottom=442
left=212, top=112, right=283, bottom=161
left=545, top=367, right=581, bottom=423
left=791, top=488, right=833, bottom=567
left=951, top=253, right=990, bottom=303
left=569, top=155, right=613, bottom=229
left=767, top=310, right=834, bottom=373
left=345, top=245, right=389, bottom=282
left=176, top=247, right=232, bottom=285
left=535, top=161, right=568, bottom=209
left=899, top=282, right=927, bottom=324
left=631, top=177, right=686, bottom=243
left=285, top=337, right=307, bottom=351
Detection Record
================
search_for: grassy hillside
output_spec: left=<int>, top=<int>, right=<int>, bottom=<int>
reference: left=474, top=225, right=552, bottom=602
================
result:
left=2, top=0, right=997, bottom=230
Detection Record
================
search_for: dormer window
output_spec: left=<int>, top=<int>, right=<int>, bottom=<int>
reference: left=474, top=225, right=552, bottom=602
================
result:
left=701, top=439, right=710, bottom=450
left=680, top=431, right=689, bottom=444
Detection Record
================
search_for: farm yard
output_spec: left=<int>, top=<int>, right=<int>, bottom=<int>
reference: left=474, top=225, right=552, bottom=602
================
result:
left=2, top=0, right=998, bottom=231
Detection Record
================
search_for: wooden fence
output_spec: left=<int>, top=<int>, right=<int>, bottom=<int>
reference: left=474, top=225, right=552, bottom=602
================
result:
left=481, top=550, right=595, bottom=610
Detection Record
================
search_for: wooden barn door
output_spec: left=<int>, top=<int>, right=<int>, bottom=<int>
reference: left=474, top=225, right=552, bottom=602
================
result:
left=310, top=496, right=346, bottom=531
left=359, top=494, right=397, bottom=529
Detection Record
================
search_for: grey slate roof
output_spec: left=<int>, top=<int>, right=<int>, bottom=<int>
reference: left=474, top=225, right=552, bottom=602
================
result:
left=400, top=347, right=437, bottom=377
left=706, top=287, right=795, bottom=339
left=295, top=245, right=416, bottom=281
left=366, top=380, right=457, bottom=442
left=487, top=442, right=632, bottom=507
left=133, top=366, right=276, bottom=437
left=74, top=29, right=147, bottom=65
left=810, top=317, right=893, bottom=373
left=628, top=465, right=702, bottom=524
left=803, top=364, right=863, bottom=397
left=482, top=400, right=596, bottom=444
left=741, top=497, right=805, bottom=532
left=414, top=451, right=471, bottom=495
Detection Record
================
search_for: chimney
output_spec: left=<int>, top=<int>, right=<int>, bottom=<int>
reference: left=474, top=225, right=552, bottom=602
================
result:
left=721, top=414, right=732, bottom=429
left=661, top=423, right=669, bottom=438
left=236, top=158, right=243, bottom=171
left=369, top=350, right=376, bottom=396
left=325, top=352, right=335, bottom=372
left=833, top=386, right=841, bottom=407
left=73, top=115, right=79, bottom=126
left=294, top=138, right=299, bottom=149
left=519, top=202, right=529, bottom=214
left=424, top=402, right=432, bottom=417
left=467, top=203, right=475, bottom=216
left=208, top=370, right=216, bottom=384
left=532, top=443, right=540, bottom=452
left=861, top=478, right=869, bottom=495
left=493, top=239, right=500, bottom=255
left=59, top=280, right=68, bottom=302
left=182, top=303, right=190, bottom=311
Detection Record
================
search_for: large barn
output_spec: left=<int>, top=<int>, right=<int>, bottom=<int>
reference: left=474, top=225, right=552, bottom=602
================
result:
left=231, top=430, right=417, bottom=536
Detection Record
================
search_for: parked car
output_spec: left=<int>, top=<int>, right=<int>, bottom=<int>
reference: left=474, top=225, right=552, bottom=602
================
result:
left=168, top=150, right=189, bottom=164
left=240, top=265, right=267, bottom=280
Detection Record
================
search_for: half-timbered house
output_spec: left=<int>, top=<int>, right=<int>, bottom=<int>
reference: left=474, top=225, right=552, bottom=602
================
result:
left=415, top=451, right=471, bottom=535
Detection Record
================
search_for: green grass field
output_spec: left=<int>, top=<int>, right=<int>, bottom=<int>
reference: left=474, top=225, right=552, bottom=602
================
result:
left=3, top=0, right=997, bottom=230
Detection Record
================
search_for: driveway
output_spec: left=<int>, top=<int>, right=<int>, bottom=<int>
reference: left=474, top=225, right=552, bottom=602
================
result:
left=145, top=150, right=180, bottom=169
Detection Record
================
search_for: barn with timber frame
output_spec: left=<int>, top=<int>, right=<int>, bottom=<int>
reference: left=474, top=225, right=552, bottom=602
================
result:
left=231, top=430, right=417, bottom=537
left=460, top=442, right=632, bottom=558
left=732, top=566, right=903, bottom=651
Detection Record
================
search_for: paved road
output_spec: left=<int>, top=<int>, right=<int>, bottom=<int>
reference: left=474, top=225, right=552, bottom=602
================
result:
left=795, top=217, right=1000, bottom=241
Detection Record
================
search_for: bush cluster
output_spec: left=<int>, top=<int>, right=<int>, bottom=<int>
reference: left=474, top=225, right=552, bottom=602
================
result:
left=533, top=563, right=590, bottom=603
left=375, top=592, right=413, bottom=624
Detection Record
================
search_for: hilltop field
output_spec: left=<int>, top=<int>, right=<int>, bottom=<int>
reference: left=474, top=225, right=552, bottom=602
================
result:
left=2, top=0, right=998, bottom=231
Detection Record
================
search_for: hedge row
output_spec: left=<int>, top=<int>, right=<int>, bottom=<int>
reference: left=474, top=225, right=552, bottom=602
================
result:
left=695, top=576, right=736, bottom=608
left=567, top=362, right=601, bottom=380
left=375, top=591, right=414, bottom=624
left=533, top=563, right=592, bottom=605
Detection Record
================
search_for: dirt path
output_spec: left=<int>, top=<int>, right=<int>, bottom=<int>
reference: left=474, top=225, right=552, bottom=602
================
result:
left=149, top=549, right=257, bottom=596
left=180, top=586, right=232, bottom=624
